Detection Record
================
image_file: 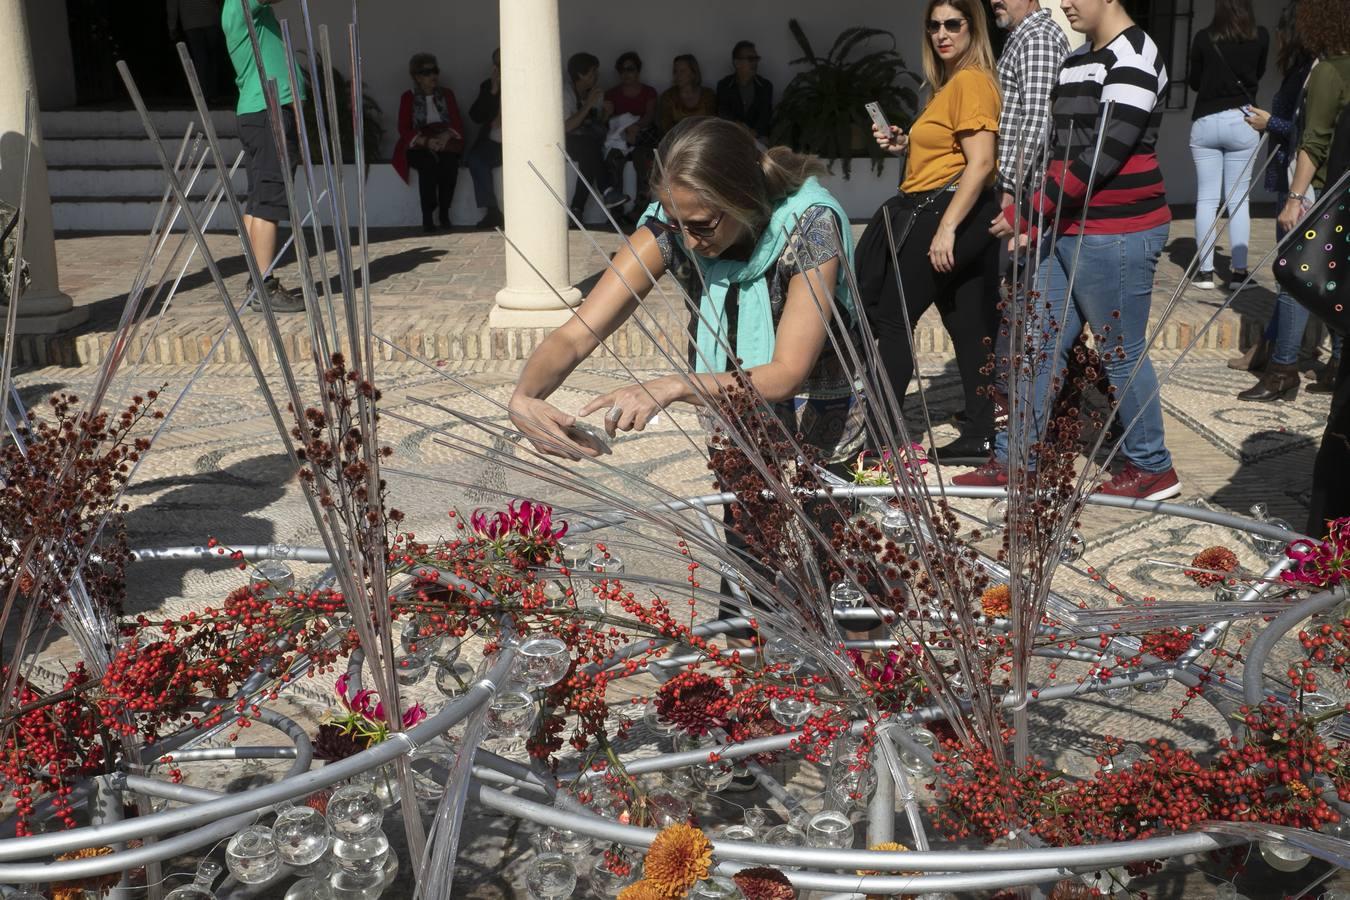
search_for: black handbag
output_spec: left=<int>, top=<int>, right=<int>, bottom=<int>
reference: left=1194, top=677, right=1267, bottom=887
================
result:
left=1273, top=106, right=1350, bottom=333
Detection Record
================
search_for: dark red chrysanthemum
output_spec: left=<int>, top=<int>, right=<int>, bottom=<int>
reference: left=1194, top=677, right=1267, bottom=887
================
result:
left=733, top=866, right=796, bottom=900
left=1185, top=546, right=1239, bottom=587
left=655, top=672, right=730, bottom=736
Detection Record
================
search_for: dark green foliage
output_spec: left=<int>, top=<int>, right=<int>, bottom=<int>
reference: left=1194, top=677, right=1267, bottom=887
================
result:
left=771, top=20, right=921, bottom=179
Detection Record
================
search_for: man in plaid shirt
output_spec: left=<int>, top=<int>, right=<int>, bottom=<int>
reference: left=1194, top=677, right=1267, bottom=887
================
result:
left=992, top=0, right=1071, bottom=210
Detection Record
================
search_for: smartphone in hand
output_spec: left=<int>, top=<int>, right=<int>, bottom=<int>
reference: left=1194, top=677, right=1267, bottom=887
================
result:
left=564, top=421, right=613, bottom=455
left=865, top=102, right=895, bottom=140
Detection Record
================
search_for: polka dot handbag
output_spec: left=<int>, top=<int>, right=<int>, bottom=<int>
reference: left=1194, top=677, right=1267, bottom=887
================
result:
left=1274, top=177, right=1350, bottom=333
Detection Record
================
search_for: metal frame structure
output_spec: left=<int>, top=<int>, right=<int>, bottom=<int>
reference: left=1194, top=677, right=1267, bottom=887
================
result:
left=2, top=487, right=1337, bottom=897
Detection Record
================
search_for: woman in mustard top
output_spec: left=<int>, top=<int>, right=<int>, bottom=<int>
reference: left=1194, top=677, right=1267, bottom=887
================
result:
left=856, top=0, right=1002, bottom=464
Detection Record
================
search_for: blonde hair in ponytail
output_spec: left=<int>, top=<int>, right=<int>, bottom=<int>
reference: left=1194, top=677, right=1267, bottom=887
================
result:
left=651, top=116, right=825, bottom=236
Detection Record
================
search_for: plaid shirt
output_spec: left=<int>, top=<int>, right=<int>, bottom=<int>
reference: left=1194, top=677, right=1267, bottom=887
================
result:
left=995, top=9, right=1071, bottom=197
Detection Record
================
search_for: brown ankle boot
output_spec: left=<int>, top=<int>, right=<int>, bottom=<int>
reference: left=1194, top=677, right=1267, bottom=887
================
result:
left=1309, top=357, right=1340, bottom=394
left=1237, top=362, right=1300, bottom=402
left=1228, top=339, right=1270, bottom=371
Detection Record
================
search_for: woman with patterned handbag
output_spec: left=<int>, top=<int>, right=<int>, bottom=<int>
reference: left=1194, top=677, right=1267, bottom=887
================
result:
left=1285, top=0, right=1350, bottom=533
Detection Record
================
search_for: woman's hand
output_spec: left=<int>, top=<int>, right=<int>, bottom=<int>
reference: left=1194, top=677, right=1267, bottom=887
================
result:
left=873, top=123, right=908, bottom=155
left=1278, top=195, right=1307, bottom=233
left=508, top=395, right=605, bottom=461
left=928, top=222, right=957, bottom=273
left=989, top=211, right=1014, bottom=239
left=624, top=123, right=640, bottom=143
left=578, top=376, right=683, bottom=437
left=1244, top=106, right=1271, bottom=132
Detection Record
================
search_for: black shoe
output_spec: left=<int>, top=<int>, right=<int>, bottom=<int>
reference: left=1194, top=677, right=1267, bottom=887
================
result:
left=422, top=211, right=436, bottom=234
left=1193, top=270, right=1217, bottom=290
left=248, top=277, right=305, bottom=313
left=477, top=207, right=503, bottom=230
left=1237, top=363, right=1300, bottom=402
left=928, top=433, right=995, bottom=466
left=437, top=208, right=452, bottom=230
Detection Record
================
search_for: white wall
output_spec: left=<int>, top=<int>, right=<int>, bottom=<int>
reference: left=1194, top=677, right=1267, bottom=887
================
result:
left=297, top=0, right=1287, bottom=207
left=27, top=0, right=1290, bottom=207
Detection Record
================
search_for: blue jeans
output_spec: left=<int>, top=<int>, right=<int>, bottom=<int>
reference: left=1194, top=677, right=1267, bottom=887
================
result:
left=1191, top=108, right=1260, bottom=272
left=467, top=138, right=502, bottom=210
left=996, top=223, right=1174, bottom=473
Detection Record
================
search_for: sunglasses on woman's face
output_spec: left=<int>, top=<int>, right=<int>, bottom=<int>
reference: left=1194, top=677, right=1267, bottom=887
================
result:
left=417, top=67, right=439, bottom=76
left=651, top=211, right=726, bottom=240
left=619, top=65, right=639, bottom=74
left=926, top=17, right=967, bottom=34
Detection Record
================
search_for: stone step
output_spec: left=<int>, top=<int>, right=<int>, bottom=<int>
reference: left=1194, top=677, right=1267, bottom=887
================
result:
left=49, top=166, right=247, bottom=200
left=45, top=136, right=245, bottom=168
left=52, top=197, right=241, bottom=233
left=40, top=108, right=238, bottom=140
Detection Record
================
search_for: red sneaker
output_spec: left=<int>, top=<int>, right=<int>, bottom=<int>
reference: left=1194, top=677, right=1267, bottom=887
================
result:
left=1096, top=463, right=1181, bottom=501
left=951, top=457, right=1009, bottom=488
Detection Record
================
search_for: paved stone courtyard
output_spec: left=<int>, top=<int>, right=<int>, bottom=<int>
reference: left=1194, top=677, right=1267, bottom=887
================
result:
left=8, top=219, right=1348, bottom=898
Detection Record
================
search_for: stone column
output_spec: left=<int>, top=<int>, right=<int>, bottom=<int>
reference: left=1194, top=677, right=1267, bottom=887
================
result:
left=0, top=0, right=84, bottom=333
left=489, top=0, right=581, bottom=329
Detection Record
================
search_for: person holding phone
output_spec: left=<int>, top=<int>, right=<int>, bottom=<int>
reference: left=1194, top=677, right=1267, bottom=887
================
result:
left=508, top=116, right=864, bottom=643
left=1187, top=0, right=1269, bottom=290
left=854, top=0, right=1002, bottom=466
left=564, top=52, right=629, bottom=220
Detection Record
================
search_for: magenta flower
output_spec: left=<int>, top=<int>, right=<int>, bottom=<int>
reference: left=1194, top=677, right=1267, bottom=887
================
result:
left=470, top=500, right=568, bottom=559
left=1283, top=517, right=1350, bottom=589
left=402, top=704, right=428, bottom=728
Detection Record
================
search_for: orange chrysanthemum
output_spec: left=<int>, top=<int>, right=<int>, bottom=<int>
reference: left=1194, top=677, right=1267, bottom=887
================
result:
left=52, top=846, right=117, bottom=900
left=980, top=583, right=1011, bottom=618
left=733, top=866, right=796, bottom=900
left=1186, top=545, right=1240, bottom=587
left=860, top=841, right=914, bottom=900
left=618, top=880, right=673, bottom=900
left=643, top=822, right=713, bottom=896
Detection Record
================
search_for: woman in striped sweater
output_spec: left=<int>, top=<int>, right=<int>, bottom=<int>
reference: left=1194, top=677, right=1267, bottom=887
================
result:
left=959, top=0, right=1181, bottom=502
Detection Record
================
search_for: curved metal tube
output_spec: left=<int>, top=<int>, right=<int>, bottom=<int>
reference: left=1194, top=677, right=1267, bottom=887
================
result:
left=1242, top=585, right=1349, bottom=707
left=471, top=782, right=1235, bottom=872
left=0, top=647, right=517, bottom=869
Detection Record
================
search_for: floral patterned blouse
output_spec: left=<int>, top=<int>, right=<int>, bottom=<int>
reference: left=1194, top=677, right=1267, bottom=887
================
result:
left=643, top=204, right=866, bottom=464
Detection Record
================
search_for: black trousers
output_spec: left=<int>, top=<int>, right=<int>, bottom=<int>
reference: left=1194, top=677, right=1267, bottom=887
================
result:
left=1309, top=351, right=1350, bottom=535
left=406, top=147, right=460, bottom=219
left=856, top=189, right=1001, bottom=437
left=565, top=126, right=613, bottom=212
left=714, top=456, right=853, bottom=639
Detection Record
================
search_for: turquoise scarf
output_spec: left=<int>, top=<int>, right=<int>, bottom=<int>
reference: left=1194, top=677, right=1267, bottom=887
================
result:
left=640, top=176, right=854, bottom=373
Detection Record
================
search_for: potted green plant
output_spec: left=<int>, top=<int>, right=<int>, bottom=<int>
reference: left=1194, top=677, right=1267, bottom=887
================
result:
left=771, top=20, right=921, bottom=178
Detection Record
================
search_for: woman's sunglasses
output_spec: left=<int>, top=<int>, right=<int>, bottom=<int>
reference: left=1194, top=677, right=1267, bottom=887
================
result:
left=619, top=65, right=640, bottom=74
left=926, top=17, right=967, bottom=34
left=416, top=67, right=439, bottom=76
left=650, top=211, right=725, bottom=240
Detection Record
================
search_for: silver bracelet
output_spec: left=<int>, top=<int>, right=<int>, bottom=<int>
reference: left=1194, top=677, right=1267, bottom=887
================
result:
left=1288, top=191, right=1307, bottom=202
